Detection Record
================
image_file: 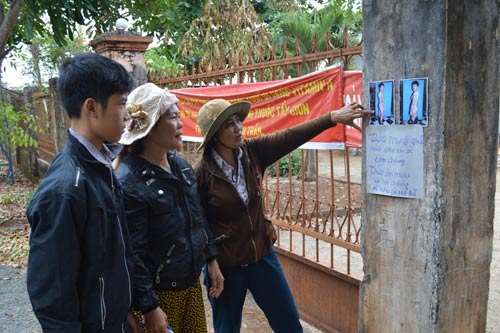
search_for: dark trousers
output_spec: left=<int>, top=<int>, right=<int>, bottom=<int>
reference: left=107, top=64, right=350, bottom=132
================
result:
left=204, top=249, right=303, bottom=333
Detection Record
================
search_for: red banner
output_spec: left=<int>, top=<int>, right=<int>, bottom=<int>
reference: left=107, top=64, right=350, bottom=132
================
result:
left=173, top=67, right=363, bottom=149
left=343, top=71, right=363, bottom=148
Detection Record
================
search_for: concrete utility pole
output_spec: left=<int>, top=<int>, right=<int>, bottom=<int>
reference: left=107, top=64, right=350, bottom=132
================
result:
left=360, top=1, right=498, bottom=333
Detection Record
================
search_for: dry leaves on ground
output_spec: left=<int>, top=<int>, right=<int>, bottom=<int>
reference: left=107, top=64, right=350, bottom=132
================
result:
left=265, top=175, right=362, bottom=216
left=0, top=169, right=36, bottom=268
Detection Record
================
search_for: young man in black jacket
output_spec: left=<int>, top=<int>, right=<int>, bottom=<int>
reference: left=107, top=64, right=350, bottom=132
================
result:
left=26, top=53, right=139, bottom=333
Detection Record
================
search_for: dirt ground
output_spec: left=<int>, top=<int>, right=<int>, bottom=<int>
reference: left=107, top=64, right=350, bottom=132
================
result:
left=0, top=170, right=32, bottom=268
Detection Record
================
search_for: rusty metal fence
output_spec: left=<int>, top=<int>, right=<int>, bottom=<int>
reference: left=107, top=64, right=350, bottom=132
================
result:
left=181, top=141, right=363, bottom=278
left=267, top=148, right=363, bottom=278
left=149, top=29, right=363, bottom=283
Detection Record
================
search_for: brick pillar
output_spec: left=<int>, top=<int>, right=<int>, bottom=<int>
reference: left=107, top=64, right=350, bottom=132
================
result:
left=90, top=30, right=153, bottom=86
left=360, top=2, right=498, bottom=333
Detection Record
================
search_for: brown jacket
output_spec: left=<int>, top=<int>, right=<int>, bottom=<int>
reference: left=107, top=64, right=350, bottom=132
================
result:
left=194, top=113, right=335, bottom=267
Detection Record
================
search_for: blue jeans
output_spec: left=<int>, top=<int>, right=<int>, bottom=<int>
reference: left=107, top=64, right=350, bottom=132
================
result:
left=204, top=249, right=303, bottom=333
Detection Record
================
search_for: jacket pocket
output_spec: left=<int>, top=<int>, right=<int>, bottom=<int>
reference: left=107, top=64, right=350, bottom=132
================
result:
left=149, top=186, right=176, bottom=214
left=265, top=218, right=277, bottom=245
left=155, top=244, right=176, bottom=284
left=213, top=232, right=231, bottom=245
left=180, top=167, right=197, bottom=187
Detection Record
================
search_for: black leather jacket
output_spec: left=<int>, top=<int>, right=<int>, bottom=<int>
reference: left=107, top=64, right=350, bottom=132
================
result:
left=27, top=134, right=134, bottom=333
left=116, top=151, right=218, bottom=314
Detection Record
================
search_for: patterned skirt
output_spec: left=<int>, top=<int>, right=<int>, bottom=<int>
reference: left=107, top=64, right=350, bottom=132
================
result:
left=133, top=280, right=207, bottom=333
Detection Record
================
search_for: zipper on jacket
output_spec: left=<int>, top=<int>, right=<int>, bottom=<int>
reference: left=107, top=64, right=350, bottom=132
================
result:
left=178, top=168, right=201, bottom=279
left=180, top=167, right=192, bottom=185
left=247, top=211, right=258, bottom=261
left=74, top=167, right=81, bottom=187
left=117, top=216, right=132, bottom=308
left=155, top=244, right=176, bottom=284
left=182, top=190, right=196, bottom=257
left=208, top=169, right=259, bottom=261
left=109, top=167, right=116, bottom=204
left=110, top=164, right=132, bottom=308
left=99, top=277, right=106, bottom=331
left=203, top=229, right=209, bottom=244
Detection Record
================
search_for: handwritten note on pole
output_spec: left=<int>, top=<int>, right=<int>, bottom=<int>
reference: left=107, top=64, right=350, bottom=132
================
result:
left=366, top=125, right=424, bottom=198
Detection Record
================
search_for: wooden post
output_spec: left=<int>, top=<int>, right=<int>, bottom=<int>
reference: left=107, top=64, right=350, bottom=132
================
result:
left=360, top=1, right=498, bottom=332
left=48, top=78, right=68, bottom=153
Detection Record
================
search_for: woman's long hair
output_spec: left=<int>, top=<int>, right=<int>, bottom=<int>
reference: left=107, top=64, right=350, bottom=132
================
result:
left=112, top=139, right=145, bottom=170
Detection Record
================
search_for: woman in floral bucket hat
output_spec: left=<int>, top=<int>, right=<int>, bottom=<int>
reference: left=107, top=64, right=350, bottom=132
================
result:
left=194, top=98, right=372, bottom=333
left=114, top=83, right=224, bottom=333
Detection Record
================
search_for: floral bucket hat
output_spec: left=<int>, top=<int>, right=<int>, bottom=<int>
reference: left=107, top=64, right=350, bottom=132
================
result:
left=119, top=83, right=179, bottom=145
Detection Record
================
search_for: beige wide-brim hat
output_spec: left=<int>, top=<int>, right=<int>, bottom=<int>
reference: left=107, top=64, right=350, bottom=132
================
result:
left=120, top=83, right=179, bottom=145
left=197, top=99, right=251, bottom=151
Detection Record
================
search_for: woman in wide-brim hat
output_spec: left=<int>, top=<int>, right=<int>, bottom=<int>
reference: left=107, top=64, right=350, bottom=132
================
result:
left=114, top=83, right=224, bottom=333
left=194, top=98, right=372, bottom=332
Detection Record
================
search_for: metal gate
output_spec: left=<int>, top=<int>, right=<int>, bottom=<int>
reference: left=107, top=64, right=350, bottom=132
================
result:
left=149, top=30, right=363, bottom=333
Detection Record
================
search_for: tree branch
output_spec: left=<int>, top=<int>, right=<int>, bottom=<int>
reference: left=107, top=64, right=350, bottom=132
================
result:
left=0, top=0, right=23, bottom=58
left=0, top=3, right=5, bottom=23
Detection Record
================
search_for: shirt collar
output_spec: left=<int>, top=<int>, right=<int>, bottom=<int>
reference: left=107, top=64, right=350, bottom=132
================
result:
left=69, top=128, right=122, bottom=165
left=211, top=148, right=243, bottom=166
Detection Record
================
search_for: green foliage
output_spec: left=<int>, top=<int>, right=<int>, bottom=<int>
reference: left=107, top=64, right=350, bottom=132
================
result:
left=2, top=0, right=363, bottom=87
left=21, top=0, right=121, bottom=46
left=13, top=31, right=90, bottom=86
left=1, top=0, right=118, bottom=62
left=0, top=102, right=38, bottom=152
left=0, top=0, right=123, bottom=87
left=145, top=47, right=181, bottom=73
left=270, top=0, right=362, bottom=76
left=280, top=2, right=361, bottom=51
left=267, top=150, right=302, bottom=177
left=122, top=0, right=205, bottom=63
left=0, top=102, right=38, bottom=183
left=0, top=190, right=35, bottom=205
left=251, top=0, right=319, bottom=37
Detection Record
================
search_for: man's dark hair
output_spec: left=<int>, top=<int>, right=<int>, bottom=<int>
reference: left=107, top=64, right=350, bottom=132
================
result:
left=57, top=53, right=135, bottom=118
left=378, top=82, right=384, bottom=89
left=411, top=80, right=419, bottom=87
